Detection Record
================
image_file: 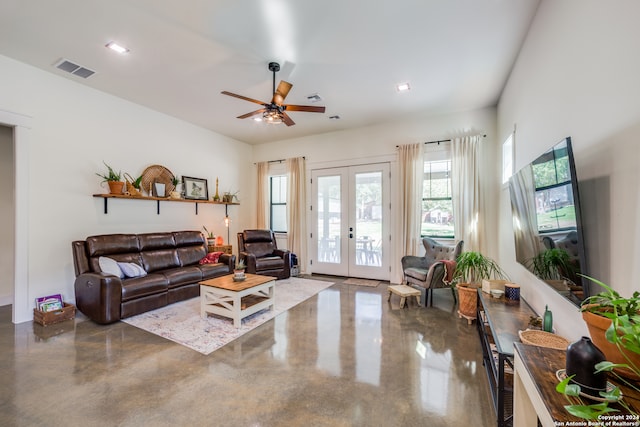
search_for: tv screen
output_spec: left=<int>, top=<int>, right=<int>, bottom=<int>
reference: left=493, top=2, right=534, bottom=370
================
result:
left=509, top=137, right=588, bottom=306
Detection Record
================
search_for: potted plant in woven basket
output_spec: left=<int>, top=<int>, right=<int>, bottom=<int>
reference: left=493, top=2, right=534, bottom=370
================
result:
left=556, top=275, right=640, bottom=420
left=453, top=251, right=507, bottom=324
left=96, top=161, right=124, bottom=195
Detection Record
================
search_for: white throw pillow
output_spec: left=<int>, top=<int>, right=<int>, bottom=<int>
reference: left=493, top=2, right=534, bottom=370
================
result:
left=118, top=262, right=147, bottom=278
left=98, top=256, right=124, bottom=278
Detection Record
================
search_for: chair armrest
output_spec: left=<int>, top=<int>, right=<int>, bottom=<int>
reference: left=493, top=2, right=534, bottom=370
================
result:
left=401, top=255, right=429, bottom=271
left=73, top=272, right=122, bottom=324
left=240, top=251, right=258, bottom=274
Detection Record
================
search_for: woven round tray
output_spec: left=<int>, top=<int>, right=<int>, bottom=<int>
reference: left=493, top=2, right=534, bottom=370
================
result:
left=140, top=165, right=175, bottom=196
left=518, top=329, right=570, bottom=350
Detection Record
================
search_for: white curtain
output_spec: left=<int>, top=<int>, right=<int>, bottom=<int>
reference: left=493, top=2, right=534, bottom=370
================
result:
left=286, top=157, right=307, bottom=271
left=256, top=161, right=269, bottom=229
left=509, top=164, right=541, bottom=264
left=398, top=143, right=424, bottom=256
left=451, top=135, right=484, bottom=252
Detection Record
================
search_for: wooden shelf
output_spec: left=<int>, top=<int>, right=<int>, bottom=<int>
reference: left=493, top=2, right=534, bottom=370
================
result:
left=93, top=193, right=239, bottom=215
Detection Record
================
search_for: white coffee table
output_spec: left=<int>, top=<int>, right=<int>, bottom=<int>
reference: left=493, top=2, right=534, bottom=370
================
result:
left=199, top=273, right=275, bottom=328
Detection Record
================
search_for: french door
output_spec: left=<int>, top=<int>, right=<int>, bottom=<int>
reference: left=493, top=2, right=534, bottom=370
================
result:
left=311, top=163, right=390, bottom=280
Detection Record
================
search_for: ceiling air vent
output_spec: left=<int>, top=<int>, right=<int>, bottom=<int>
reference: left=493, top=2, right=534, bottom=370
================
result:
left=55, top=59, right=96, bottom=79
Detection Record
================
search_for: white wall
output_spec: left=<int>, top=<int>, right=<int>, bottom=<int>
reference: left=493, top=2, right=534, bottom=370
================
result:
left=497, top=0, right=640, bottom=340
left=0, top=54, right=252, bottom=323
left=0, top=125, right=14, bottom=305
left=253, top=107, right=499, bottom=283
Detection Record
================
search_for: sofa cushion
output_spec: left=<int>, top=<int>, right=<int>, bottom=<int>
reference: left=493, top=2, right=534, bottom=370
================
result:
left=199, top=263, right=232, bottom=279
left=138, top=233, right=176, bottom=251
left=404, top=267, right=428, bottom=282
left=99, top=256, right=124, bottom=278
left=178, top=245, right=208, bottom=267
left=121, top=274, right=168, bottom=301
left=255, top=256, right=285, bottom=271
left=173, top=230, right=206, bottom=246
left=87, top=234, right=139, bottom=257
left=161, top=266, right=203, bottom=288
left=141, top=249, right=180, bottom=272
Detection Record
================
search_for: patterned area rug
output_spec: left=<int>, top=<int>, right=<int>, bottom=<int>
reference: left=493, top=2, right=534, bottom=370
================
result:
left=122, top=277, right=334, bottom=355
left=343, top=278, right=380, bottom=287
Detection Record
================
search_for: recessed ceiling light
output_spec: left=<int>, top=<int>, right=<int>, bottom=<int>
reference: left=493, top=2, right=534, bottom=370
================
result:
left=329, top=115, right=340, bottom=120
left=396, top=82, right=410, bottom=92
left=307, top=93, right=323, bottom=103
left=105, top=41, right=130, bottom=54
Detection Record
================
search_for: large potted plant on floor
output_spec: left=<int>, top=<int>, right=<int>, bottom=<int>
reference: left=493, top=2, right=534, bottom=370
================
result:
left=556, top=275, right=640, bottom=419
left=453, top=251, right=507, bottom=323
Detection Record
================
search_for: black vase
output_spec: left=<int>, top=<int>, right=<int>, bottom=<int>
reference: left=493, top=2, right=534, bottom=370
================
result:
left=566, top=336, right=607, bottom=397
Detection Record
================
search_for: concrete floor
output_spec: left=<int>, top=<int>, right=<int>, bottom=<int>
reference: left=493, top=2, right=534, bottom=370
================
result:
left=0, top=276, right=495, bottom=427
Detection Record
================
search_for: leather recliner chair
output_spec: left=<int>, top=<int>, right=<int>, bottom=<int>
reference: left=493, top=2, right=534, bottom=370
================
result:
left=237, top=229, right=291, bottom=279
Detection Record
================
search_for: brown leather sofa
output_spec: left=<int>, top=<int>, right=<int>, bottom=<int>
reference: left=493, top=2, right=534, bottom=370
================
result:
left=72, top=230, right=234, bottom=324
left=237, top=229, right=291, bottom=279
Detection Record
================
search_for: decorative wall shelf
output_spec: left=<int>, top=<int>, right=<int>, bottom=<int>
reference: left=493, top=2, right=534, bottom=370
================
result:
left=93, top=194, right=239, bottom=215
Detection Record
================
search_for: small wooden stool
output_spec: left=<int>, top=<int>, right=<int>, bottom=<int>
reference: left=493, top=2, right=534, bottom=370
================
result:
left=387, top=285, right=422, bottom=308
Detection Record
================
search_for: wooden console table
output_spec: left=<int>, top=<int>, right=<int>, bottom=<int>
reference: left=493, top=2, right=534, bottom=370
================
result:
left=477, top=290, right=537, bottom=427
left=514, top=343, right=640, bottom=426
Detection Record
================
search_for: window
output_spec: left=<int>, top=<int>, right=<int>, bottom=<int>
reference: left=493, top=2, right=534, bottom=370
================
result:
left=270, top=175, right=287, bottom=232
left=532, top=142, right=576, bottom=232
left=502, top=134, right=513, bottom=184
left=421, top=160, right=454, bottom=238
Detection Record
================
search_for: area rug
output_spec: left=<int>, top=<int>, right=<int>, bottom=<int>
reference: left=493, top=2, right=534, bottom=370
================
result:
left=343, top=278, right=380, bottom=287
left=122, top=277, right=334, bottom=355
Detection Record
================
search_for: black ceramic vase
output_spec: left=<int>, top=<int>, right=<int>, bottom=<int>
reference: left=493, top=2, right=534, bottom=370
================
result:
left=566, top=336, right=607, bottom=397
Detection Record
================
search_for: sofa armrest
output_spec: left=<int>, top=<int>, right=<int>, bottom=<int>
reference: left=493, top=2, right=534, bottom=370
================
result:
left=218, top=253, right=235, bottom=272
left=74, top=272, right=123, bottom=324
left=274, top=249, right=291, bottom=270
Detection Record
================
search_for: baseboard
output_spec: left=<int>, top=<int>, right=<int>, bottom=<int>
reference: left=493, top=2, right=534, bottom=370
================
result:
left=0, top=294, right=13, bottom=307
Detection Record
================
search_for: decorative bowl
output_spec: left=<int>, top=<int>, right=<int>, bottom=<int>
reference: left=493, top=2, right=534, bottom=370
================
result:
left=491, top=289, right=504, bottom=299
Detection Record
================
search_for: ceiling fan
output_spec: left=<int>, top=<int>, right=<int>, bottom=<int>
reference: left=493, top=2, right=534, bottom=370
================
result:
left=221, top=62, right=325, bottom=126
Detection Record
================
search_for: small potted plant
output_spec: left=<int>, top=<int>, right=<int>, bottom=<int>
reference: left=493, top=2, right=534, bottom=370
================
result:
left=170, top=175, right=181, bottom=199
left=96, top=161, right=124, bottom=194
left=234, top=259, right=246, bottom=280
left=123, top=173, right=143, bottom=196
left=453, top=251, right=507, bottom=323
left=202, top=226, right=216, bottom=247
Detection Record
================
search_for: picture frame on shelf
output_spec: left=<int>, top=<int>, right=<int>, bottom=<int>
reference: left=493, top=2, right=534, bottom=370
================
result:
left=182, top=176, right=208, bottom=200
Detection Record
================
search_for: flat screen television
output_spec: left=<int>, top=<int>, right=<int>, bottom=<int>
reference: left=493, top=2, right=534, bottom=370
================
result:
left=509, top=137, right=588, bottom=306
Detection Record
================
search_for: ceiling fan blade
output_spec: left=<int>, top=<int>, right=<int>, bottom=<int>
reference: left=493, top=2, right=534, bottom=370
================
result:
left=221, top=91, right=267, bottom=106
left=237, top=109, right=266, bottom=119
left=283, top=105, right=326, bottom=113
left=272, top=81, right=293, bottom=105
left=281, top=111, right=295, bottom=126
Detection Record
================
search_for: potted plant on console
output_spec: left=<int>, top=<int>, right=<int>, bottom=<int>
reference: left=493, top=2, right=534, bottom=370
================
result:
left=453, top=251, right=507, bottom=324
left=556, top=275, right=640, bottom=419
left=96, top=161, right=124, bottom=195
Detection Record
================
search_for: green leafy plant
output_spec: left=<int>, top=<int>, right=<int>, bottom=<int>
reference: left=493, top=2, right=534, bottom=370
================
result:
left=556, top=275, right=640, bottom=419
left=171, top=175, right=180, bottom=187
left=235, top=259, right=246, bottom=270
left=130, top=174, right=143, bottom=189
left=453, top=251, right=507, bottom=284
left=202, top=226, right=214, bottom=239
left=527, top=248, right=576, bottom=281
left=96, top=161, right=122, bottom=182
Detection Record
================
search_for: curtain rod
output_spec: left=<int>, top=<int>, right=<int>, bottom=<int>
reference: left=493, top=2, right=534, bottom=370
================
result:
left=396, top=134, right=486, bottom=148
left=254, top=156, right=305, bottom=165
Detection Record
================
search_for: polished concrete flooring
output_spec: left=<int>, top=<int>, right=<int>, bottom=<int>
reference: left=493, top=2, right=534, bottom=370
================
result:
left=0, top=276, right=495, bottom=426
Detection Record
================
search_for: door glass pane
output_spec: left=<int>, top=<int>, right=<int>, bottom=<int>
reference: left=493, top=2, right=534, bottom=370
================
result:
left=317, top=175, right=341, bottom=263
left=354, top=171, right=382, bottom=266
